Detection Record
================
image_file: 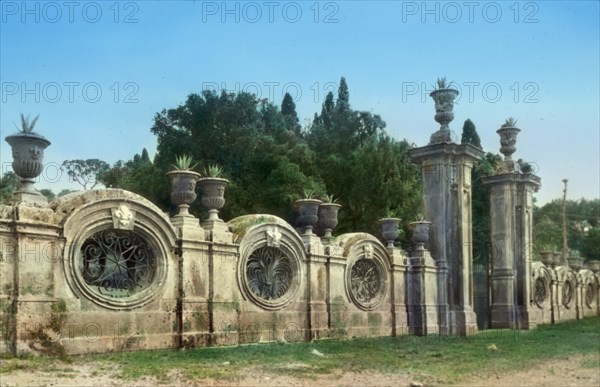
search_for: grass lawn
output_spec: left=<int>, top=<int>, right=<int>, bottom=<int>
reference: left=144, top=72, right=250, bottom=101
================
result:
left=1, top=316, right=599, bottom=384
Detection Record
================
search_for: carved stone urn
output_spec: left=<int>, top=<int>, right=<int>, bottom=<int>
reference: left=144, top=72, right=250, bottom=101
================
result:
left=197, top=177, right=229, bottom=221
left=497, top=124, right=521, bottom=171
left=166, top=170, right=201, bottom=217
left=379, top=218, right=400, bottom=248
left=567, top=256, right=584, bottom=272
left=318, top=203, right=342, bottom=238
left=5, top=131, right=51, bottom=204
left=410, top=221, right=432, bottom=250
left=553, top=251, right=564, bottom=267
left=540, top=251, right=555, bottom=268
left=295, top=198, right=322, bottom=235
left=429, top=88, right=459, bottom=144
left=586, top=260, right=600, bottom=273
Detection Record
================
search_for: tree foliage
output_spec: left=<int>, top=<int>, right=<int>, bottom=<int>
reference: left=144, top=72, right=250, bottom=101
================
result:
left=0, top=172, right=19, bottom=204
left=533, top=198, right=600, bottom=261
left=61, top=159, right=110, bottom=190
left=461, top=119, right=482, bottom=149
left=100, top=77, right=421, bottom=236
left=472, top=152, right=503, bottom=263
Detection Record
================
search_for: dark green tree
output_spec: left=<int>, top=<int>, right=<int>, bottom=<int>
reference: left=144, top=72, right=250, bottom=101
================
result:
left=281, top=92, right=301, bottom=136
left=336, top=76, right=350, bottom=111
left=472, top=152, right=502, bottom=264
left=0, top=172, right=19, bottom=204
left=307, top=77, right=419, bottom=234
left=461, top=119, right=482, bottom=149
left=40, top=189, right=56, bottom=201
left=149, top=90, right=323, bottom=221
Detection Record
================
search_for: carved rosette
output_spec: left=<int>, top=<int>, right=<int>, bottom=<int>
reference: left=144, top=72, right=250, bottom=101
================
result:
left=80, top=230, right=156, bottom=299
left=236, top=220, right=304, bottom=310
left=533, top=277, right=548, bottom=308
left=345, top=242, right=387, bottom=311
left=562, top=280, right=574, bottom=307
left=246, top=246, right=293, bottom=301
left=585, top=283, right=596, bottom=308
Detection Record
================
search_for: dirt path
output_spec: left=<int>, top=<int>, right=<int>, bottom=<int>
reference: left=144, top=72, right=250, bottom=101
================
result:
left=1, top=354, right=599, bottom=386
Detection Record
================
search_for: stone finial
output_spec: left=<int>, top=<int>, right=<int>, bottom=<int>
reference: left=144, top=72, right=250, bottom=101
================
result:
left=429, top=77, right=459, bottom=144
left=497, top=117, right=521, bottom=172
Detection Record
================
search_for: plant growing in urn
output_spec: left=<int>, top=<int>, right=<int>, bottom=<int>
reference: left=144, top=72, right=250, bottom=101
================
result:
left=166, top=155, right=201, bottom=217
left=294, top=189, right=322, bottom=236
left=566, top=249, right=584, bottom=272
left=318, top=194, right=342, bottom=239
left=197, top=164, right=229, bottom=222
left=429, top=77, right=459, bottom=144
left=497, top=117, right=521, bottom=171
left=409, top=214, right=432, bottom=251
left=379, top=209, right=401, bottom=248
left=4, top=114, right=51, bottom=204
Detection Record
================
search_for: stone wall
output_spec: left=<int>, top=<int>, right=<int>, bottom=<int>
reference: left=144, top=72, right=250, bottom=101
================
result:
left=2, top=83, right=598, bottom=356
left=0, top=189, right=422, bottom=355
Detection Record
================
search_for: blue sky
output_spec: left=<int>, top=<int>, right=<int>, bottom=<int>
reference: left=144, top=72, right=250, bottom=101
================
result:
left=1, top=0, right=599, bottom=204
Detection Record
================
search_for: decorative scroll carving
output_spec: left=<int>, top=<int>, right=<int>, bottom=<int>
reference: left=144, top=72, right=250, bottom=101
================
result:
left=80, top=230, right=155, bottom=298
left=350, top=259, right=382, bottom=304
left=533, top=278, right=547, bottom=307
left=363, top=244, right=373, bottom=259
left=585, top=283, right=596, bottom=308
left=562, top=280, right=573, bottom=307
left=246, top=246, right=292, bottom=301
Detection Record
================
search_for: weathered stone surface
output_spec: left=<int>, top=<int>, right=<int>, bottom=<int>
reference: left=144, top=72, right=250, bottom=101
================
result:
left=410, top=142, right=483, bottom=335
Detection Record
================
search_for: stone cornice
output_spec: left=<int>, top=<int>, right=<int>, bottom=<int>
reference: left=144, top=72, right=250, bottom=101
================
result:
left=409, top=142, right=484, bottom=165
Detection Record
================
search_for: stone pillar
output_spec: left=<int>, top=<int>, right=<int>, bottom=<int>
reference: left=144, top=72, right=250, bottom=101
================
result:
left=409, top=144, right=483, bottom=335
left=409, top=82, right=483, bottom=335
left=388, top=247, right=409, bottom=336
left=482, top=123, right=541, bottom=329
left=307, top=239, right=328, bottom=340
left=407, top=238, right=438, bottom=335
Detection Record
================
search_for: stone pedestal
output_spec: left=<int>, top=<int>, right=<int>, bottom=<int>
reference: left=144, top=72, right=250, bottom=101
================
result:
left=482, top=172, right=541, bottom=329
left=410, top=143, right=483, bottom=335
left=306, top=236, right=328, bottom=340
left=388, top=247, right=409, bottom=336
left=407, top=248, right=438, bottom=335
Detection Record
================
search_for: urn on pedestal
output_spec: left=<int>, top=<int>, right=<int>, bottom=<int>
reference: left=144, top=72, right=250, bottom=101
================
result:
left=429, top=77, right=459, bottom=144
left=167, top=155, right=201, bottom=217
left=197, top=164, right=229, bottom=222
left=379, top=217, right=400, bottom=248
left=410, top=220, right=432, bottom=251
left=4, top=114, right=51, bottom=204
left=497, top=117, right=521, bottom=172
left=318, top=195, right=341, bottom=239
